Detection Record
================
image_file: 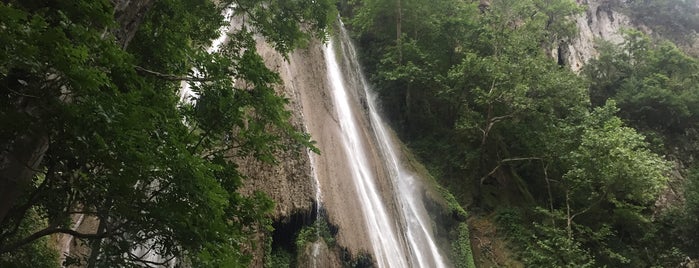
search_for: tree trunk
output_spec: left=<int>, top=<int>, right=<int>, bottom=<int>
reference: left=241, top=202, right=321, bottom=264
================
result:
left=86, top=213, right=108, bottom=268
left=396, top=0, right=402, bottom=63
left=0, top=134, right=48, bottom=224
left=112, top=0, right=156, bottom=49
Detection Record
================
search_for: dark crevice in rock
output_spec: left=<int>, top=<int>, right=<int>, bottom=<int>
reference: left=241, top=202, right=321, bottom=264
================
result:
left=339, top=248, right=374, bottom=268
left=557, top=43, right=570, bottom=67
left=271, top=203, right=318, bottom=254
left=268, top=202, right=348, bottom=267
left=557, top=45, right=566, bottom=66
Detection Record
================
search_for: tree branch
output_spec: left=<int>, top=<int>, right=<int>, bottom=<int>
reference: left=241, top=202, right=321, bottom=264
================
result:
left=7, top=88, right=39, bottom=99
left=0, top=225, right=115, bottom=254
left=134, top=66, right=212, bottom=82
left=0, top=173, right=51, bottom=240
left=480, top=157, right=542, bottom=184
left=127, top=250, right=176, bottom=267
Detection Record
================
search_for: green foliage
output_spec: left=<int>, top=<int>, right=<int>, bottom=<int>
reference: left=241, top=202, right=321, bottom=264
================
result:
left=341, top=251, right=374, bottom=268
left=526, top=224, right=597, bottom=267
left=0, top=208, right=59, bottom=268
left=586, top=30, right=699, bottom=138
left=683, top=167, right=699, bottom=250
left=484, top=103, right=670, bottom=267
left=626, top=0, right=699, bottom=44
left=451, top=223, right=476, bottom=268
left=295, top=217, right=336, bottom=249
left=658, top=166, right=699, bottom=262
left=267, top=249, right=293, bottom=268
left=346, top=0, right=680, bottom=266
left=0, top=0, right=332, bottom=266
left=564, top=102, right=669, bottom=208
left=496, top=208, right=598, bottom=267
left=579, top=25, right=699, bottom=268
left=437, top=185, right=468, bottom=220
left=557, top=102, right=669, bottom=265
left=264, top=216, right=337, bottom=268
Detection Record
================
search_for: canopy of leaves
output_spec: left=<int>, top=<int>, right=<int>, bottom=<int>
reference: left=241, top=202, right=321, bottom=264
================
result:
left=584, top=28, right=699, bottom=266
left=626, top=0, right=699, bottom=44
left=585, top=30, right=699, bottom=147
left=0, top=0, right=333, bottom=266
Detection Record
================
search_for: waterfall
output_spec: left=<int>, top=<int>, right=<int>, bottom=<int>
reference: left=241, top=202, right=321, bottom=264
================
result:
left=309, top=149, right=323, bottom=268
left=323, top=38, right=410, bottom=268
left=321, top=21, right=450, bottom=267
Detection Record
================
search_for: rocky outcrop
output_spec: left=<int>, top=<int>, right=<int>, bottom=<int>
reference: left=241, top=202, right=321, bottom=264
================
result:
left=253, top=36, right=372, bottom=256
left=248, top=33, right=466, bottom=267
left=235, top=38, right=320, bottom=267
left=555, top=0, right=632, bottom=71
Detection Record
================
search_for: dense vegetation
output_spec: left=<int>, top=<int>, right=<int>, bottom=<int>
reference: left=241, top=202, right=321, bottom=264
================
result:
left=626, top=0, right=699, bottom=45
left=0, top=0, right=332, bottom=266
left=3, top=0, right=699, bottom=266
left=344, top=0, right=699, bottom=266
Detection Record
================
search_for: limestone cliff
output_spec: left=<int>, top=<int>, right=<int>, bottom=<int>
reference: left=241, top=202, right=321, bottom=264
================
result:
left=555, top=0, right=632, bottom=71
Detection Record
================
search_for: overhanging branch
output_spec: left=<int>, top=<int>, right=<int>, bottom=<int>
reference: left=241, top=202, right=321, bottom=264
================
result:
left=134, top=66, right=213, bottom=82
left=480, top=157, right=542, bottom=184
left=0, top=225, right=116, bottom=254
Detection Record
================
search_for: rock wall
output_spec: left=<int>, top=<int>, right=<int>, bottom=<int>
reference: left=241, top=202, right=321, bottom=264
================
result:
left=247, top=34, right=463, bottom=267
left=240, top=37, right=365, bottom=267
left=236, top=38, right=320, bottom=267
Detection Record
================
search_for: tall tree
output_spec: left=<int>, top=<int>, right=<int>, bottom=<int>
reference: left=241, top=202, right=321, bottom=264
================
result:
left=0, top=0, right=333, bottom=266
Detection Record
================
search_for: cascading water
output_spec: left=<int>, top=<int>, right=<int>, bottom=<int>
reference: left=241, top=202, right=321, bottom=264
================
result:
left=321, top=21, right=450, bottom=267
left=309, top=149, right=323, bottom=268
left=338, top=24, right=449, bottom=268
left=323, top=38, right=410, bottom=268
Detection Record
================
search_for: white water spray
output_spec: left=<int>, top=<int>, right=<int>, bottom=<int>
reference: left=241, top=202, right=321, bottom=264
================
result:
left=321, top=22, right=449, bottom=267
left=308, top=148, right=324, bottom=268
left=324, top=39, right=410, bottom=268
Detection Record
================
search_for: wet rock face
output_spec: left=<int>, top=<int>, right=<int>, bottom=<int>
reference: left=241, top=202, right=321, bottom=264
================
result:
left=237, top=38, right=326, bottom=268
left=297, top=241, right=342, bottom=268
left=237, top=39, right=316, bottom=220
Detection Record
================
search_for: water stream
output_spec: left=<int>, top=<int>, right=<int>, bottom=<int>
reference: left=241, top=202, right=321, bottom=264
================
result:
left=309, top=149, right=323, bottom=268
left=321, top=22, right=449, bottom=267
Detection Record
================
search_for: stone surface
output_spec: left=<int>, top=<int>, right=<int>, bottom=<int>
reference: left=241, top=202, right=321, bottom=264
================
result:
left=297, top=240, right=343, bottom=268
left=555, top=0, right=632, bottom=72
